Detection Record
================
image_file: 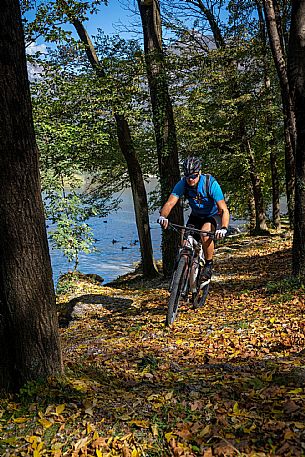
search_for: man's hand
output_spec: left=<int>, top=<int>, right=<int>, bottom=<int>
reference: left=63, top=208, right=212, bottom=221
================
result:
left=215, top=227, right=228, bottom=239
left=158, top=216, right=169, bottom=229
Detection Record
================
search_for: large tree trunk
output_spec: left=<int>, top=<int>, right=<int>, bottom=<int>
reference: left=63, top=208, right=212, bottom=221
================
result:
left=115, top=114, right=158, bottom=277
left=288, top=1, right=305, bottom=278
left=137, top=0, right=183, bottom=277
left=262, top=0, right=296, bottom=227
left=59, top=1, right=158, bottom=278
left=256, top=1, right=281, bottom=230
left=0, top=0, right=63, bottom=392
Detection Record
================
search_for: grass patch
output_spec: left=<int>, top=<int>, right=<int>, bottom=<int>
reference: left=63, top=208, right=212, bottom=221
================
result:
left=266, top=276, right=304, bottom=294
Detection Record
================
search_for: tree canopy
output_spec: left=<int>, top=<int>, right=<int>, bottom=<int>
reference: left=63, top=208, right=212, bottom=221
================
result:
left=22, top=0, right=305, bottom=277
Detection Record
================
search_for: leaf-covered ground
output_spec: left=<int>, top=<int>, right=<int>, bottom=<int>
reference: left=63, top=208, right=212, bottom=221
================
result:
left=1, top=233, right=305, bottom=456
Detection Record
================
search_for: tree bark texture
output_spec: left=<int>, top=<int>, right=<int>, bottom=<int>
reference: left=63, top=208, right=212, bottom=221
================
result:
left=288, top=1, right=305, bottom=277
left=115, top=114, right=158, bottom=277
left=256, top=1, right=281, bottom=230
left=185, top=0, right=225, bottom=48
left=246, top=140, right=269, bottom=234
left=0, top=0, right=63, bottom=392
left=248, top=184, right=256, bottom=234
left=262, top=0, right=296, bottom=227
left=60, top=0, right=158, bottom=277
left=270, top=145, right=281, bottom=229
left=138, top=0, right=183, bottom=276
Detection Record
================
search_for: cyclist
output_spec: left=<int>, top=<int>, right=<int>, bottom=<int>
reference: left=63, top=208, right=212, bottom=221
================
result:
left=158, top=156, right=230, bottom=285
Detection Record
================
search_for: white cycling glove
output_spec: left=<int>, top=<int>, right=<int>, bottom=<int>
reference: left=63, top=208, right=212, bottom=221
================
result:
left=215, top=227, right=228, bottom=239
left=158, top=216, right=169, bottom=229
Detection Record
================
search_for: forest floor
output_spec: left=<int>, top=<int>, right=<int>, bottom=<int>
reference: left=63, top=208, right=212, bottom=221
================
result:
left=1, top=232, right=305, bottom=457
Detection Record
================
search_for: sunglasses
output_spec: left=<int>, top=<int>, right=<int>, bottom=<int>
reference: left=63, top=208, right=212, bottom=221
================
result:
left=185, top=173, right=199, bottom=180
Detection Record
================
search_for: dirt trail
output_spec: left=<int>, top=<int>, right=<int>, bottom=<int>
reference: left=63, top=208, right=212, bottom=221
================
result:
left=55, top=234, right=305, bottom=456
left=1, top=234, right=304, bottom=457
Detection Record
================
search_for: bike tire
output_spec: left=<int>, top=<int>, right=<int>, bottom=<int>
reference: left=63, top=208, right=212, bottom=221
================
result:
left=166, top=256, right=188, bottom=326
left=193, top=282, right=210, bottom=309
left=192, top=266, right=210, bottom=309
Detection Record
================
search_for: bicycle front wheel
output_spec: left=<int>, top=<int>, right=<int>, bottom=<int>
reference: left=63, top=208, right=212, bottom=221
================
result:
left=193, top=283, right=210, bottom=309
left=192, top=267, right=210, bottom=309
left=166, top=256, right=188, bottom=326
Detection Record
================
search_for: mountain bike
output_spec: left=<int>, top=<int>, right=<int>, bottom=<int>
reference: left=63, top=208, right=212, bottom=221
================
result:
left=166, top=223, right=215, bottom=326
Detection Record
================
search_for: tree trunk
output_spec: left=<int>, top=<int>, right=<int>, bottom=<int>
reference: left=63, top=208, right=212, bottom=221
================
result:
left=262, top=0, right=296, bottom=227
left=0, top=0, right=63, bottom=392
left=256, top=1, right=281, bottom=230
left=248, top=185, right=256, bottom=233
left=246, top=140, right=269, bottom=234
left=115, top=114, right=158, bottom=277
left=270, top=145, right=281, bottom=229
left=288, top=1, right=305, bottom=278
left=188, top=0, right=225, bottom=48
left=137, top=0, right=183, bottom=277
left=59, top=1, right=158, bottom=278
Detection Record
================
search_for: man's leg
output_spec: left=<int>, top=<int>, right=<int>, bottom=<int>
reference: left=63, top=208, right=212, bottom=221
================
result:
left=200, top=221, right=215, bottom=284
left=201, top=221, right=215, bottom=260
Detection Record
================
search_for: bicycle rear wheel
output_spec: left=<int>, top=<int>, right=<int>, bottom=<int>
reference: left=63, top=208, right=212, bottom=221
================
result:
left=166, top=256, right=188, bottom=326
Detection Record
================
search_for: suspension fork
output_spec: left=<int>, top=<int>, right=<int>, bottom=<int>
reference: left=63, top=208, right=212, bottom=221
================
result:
left=180, top=249, right=194, bottom=296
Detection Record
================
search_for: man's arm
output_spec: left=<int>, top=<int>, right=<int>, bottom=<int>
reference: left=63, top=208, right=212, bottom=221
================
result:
left=160, top=194, right=179, bottom=218
left=210, top=180, right=229, bottom=229
left=158, top=194, right=179, bottom=229
left=216, top=199, right=230, bottom=236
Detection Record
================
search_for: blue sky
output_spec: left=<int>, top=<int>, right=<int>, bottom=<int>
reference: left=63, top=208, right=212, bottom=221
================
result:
left=25, top=0, right=140, bottom=51
left=85, top=0, right=140, bottom=39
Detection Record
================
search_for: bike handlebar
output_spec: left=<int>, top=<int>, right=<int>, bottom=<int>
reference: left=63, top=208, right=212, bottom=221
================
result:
left=168, top=222, right=215, bottom=239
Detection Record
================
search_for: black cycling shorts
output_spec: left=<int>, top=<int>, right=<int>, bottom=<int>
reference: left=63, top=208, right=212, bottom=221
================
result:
left=186, top=213, right=219, bottom=231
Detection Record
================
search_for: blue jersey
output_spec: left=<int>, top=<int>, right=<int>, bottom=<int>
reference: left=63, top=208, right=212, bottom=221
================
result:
left=171, top=174, right=224, bottom=217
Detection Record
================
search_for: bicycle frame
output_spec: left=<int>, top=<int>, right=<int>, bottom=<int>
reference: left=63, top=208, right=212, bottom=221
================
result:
left=164, top=223, right=216, bottom=325
left=169, top=223, right=214, bottom=295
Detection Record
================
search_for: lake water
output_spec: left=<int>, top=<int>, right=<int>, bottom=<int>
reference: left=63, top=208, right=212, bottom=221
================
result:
left=49, top=180, right=162, bottom=285
left=49, top=179, right=245, bottom=285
